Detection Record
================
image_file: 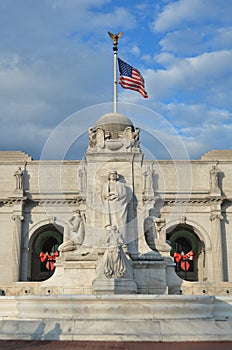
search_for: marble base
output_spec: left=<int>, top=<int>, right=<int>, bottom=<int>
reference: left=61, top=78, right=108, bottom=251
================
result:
left=0, top=295, right=232, bottom=341
left=92, top=278, right=137, bottom=294
left=40, top=255, right=181, bottom=296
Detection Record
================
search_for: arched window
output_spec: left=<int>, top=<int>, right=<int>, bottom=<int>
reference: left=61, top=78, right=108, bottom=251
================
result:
left=28, top=224, right=63, bottom=281
left=167, top=226, right=202, bottom=281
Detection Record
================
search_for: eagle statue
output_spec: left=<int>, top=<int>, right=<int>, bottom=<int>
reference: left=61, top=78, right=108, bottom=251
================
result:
left=108, top=31, right=123, bottom=46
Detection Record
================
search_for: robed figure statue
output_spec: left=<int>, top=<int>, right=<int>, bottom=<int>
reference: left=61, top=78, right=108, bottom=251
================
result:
left=102, top=170, right=128, bottom=234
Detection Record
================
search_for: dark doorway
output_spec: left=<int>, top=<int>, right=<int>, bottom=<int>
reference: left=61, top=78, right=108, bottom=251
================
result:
left=28, top=224, right=63, bottom=281
left=167, top=227, right=202, bottom=281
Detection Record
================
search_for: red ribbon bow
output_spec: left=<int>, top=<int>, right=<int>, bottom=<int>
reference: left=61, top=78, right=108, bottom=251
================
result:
left=40, top=251, right=59, bottom=271
left=174, top=250, right=194, bottom=271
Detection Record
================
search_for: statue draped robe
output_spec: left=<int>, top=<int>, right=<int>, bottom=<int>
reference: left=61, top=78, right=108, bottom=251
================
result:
left=102, top=180, right=128, bottom=232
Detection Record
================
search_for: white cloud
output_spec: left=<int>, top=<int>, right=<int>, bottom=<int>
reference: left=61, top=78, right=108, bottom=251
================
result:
left=158, top=29, right=207, bottom=55
left=0, top=0, right=231, bottom=161
left=165, top=103, right=231, bottom=127
left=152, top=0, right=232, bottom=32
left=52, top=0, right=110, bottom=9
left=211, top=27, right=232, bottom=50
left=146, top=50, right=232, bottom=105
left=85, top=7, right=137, bottom=32
left=131, top=45, right=141, bottom=56
left=182, top=124, right=232, bottom=159
left=154, top=102, right=232, bottom=159
left=152, top=0, right=204, bottom=32
left=154, top=52, right=180, bottom=68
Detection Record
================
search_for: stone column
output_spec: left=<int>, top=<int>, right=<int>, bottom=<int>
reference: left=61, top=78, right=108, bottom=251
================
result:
left=210, top=204, right=224, bottom=282
left=12, top=213, right=24, bottom=281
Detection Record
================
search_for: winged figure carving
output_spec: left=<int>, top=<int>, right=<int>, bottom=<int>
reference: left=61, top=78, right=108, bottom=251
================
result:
left=95, top=128, right=105, bottom=149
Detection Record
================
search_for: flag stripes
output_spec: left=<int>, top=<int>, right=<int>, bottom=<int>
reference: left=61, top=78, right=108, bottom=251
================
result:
left=117, top=57, right=148, bottom=98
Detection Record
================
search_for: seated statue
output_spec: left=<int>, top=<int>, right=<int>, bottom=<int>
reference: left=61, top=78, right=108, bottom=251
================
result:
left=59, top=210, right=85, bottom=253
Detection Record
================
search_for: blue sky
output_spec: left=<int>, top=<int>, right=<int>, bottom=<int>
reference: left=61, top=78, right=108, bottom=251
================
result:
left=0, top=0, right=232, bottom=160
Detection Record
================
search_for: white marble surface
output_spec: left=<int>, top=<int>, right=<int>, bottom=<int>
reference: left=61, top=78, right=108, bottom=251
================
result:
left=0, top=294, right=232, bottom=341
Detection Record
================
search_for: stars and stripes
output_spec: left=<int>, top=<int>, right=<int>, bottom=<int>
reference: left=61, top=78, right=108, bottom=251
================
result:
left=117, top=57, right=148, bottom=98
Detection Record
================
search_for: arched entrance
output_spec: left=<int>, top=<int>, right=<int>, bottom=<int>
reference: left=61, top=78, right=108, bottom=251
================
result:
left=28, top=224, right=63, bottom=281
left=167, top=225, right=203, bottom=281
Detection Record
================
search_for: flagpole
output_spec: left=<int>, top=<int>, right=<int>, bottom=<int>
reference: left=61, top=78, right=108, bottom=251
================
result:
left=113, top=47, right=117, bottom=113
left=108, top=32, right=123, bottom=113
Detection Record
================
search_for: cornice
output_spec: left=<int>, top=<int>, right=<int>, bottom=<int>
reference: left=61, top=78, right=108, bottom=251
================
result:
left=165, top=197, right=223, bottom=206
left=37, top=197, right=86, bottom=206
left=143, top=193, right=224, bottom=206
left=0, top=194, right=86, bottom=207
left=0, top=196, right=28, bottom=206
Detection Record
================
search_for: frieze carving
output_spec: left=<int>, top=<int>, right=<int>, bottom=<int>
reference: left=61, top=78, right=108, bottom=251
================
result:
left=38, top=197, right=86, bottom=206
left=87, top=125, right=141, bottom=153
left=1, top=197, right=27, bottom=206
left=1, top=197, right=85, bottom=207
left=165, top=197, right=223, bottom=206
left=143, top=195, right=224, bottom=206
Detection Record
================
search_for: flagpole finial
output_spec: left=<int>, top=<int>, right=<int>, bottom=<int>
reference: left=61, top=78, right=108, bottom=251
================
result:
left=108, top=32, right=122, bottom=113
left=108, top=31, right=123, bottom=52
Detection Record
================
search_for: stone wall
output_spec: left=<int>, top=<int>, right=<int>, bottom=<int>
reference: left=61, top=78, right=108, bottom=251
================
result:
left=0, top=150, right=232, bottom=293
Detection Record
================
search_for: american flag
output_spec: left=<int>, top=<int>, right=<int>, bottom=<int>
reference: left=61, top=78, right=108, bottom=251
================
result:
left=117, top=57, right=148, bottom=98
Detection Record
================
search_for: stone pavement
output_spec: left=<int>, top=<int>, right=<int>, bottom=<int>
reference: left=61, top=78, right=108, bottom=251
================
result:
left=0, top=341, right=232, bottom=350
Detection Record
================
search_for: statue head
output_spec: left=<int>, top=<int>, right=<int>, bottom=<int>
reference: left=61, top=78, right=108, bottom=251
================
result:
left=108, top=170, right=119, bottom=181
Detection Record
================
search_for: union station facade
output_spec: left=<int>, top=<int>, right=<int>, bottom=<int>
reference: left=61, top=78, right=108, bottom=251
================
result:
left=0, top=113, right=232, bottom=296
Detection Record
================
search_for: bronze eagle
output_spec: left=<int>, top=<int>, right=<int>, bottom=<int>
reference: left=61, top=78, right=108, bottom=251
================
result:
left=108, top=31, right=123, bottom=46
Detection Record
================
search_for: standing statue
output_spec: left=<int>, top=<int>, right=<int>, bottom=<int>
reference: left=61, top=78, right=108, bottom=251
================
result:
left=14, top=167, right=24, bottom=190
left=143, top=166, right=153, bottom=193
left=102, top=170, right=128, bottom=232
left=101, top=225, right=130, bottom=278
left=78, top=167, right=87, bottom=192
left=59, top=210, right=85, bottom=252
left=210, top=163, right=221, bottom=193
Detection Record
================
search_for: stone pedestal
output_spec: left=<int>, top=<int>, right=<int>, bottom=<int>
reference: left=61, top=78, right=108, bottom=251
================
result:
left=42, top=254, right=98, bottom=294
left=92, top=278, right=137, bottom=295
left=42, top=248, right=180, bottom=296
left=133, top=260, right=168, bottom=294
